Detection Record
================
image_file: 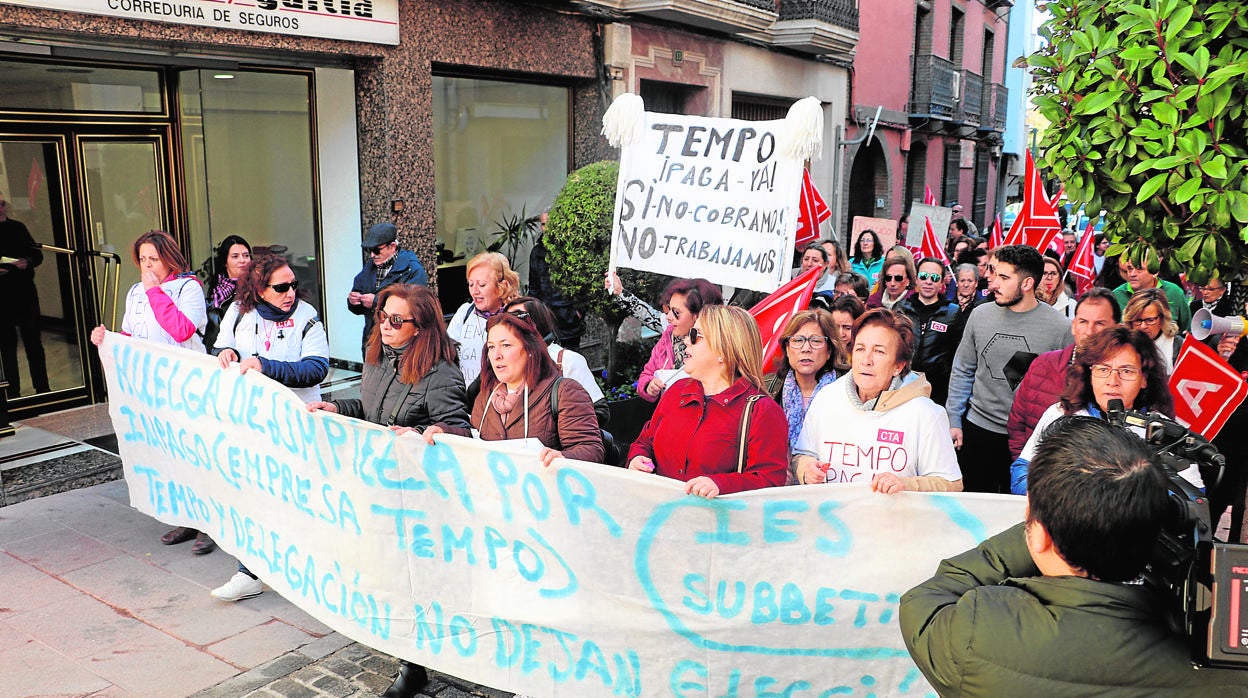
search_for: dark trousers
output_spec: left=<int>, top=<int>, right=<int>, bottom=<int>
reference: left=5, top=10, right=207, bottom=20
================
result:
left=0, top=291, right=49, bottom=398
left=958, top=417, right=1011, bottom=494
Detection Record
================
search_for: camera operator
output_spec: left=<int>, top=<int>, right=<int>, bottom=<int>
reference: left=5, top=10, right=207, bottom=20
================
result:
left=899, top=416, right=1247, bottom=696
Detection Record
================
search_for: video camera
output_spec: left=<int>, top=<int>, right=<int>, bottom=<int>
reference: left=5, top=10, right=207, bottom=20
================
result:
left=1104, top=400, right=1248, bottom=669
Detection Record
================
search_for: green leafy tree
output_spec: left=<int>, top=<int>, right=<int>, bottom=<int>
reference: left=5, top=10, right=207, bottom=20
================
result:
left=1029, top=0, right=1248, bottom=283
left=544, top=160, right=666, bottom=384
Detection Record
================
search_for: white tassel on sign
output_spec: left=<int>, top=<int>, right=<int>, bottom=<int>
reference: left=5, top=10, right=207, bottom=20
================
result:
left=778, top=96, right=824, bottom=161
left=601, top=93, right=646, bottom=149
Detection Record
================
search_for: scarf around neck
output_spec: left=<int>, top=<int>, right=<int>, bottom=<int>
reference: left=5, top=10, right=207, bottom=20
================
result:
left=256, top=298, right=298, bottom=322
left=782, top=369, right=838, bottom=446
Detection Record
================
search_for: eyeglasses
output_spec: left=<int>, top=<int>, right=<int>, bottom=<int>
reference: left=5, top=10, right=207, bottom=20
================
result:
left=375, top=311, right=416, bottom=329
left=688, top=327, right=703, bottom=345
left=267, top=279, right=299, bottom=293
left=366, top=244, right=391, bottom=255
left=1127, top=315, right=1161, bottom=328
left=885, top=274, right=907, bottom=283
left=917, top=271, right=942, bottom=282
left=786, top=335, right=828, bottom=349
left=1090, top=364, right=1142, bottom=381
left=1042, top=270, right=1060, bottom=278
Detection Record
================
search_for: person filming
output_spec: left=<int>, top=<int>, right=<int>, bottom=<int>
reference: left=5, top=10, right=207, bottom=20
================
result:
left=899, top=416, right=1248, bottom=696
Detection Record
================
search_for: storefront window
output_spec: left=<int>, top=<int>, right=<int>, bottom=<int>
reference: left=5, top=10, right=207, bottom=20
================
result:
left=432, top=75, right=569, bottom=288
left=179, top=70, right=321, bottom=313
left=0, top=58, right=163, bottom=113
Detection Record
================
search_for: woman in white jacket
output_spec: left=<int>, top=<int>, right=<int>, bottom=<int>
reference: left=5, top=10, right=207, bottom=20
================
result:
left=792, top=307, right=963, bottom=493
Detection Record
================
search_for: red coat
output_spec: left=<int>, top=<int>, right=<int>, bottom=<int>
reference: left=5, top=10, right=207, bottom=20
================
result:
left=627, top=377, right=788, bottom=494
left=1007, top=344, right=1075, bottom=459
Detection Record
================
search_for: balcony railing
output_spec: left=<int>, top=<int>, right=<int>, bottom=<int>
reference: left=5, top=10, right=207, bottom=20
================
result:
left=910, top=54, right=958, bottom=120
left=992, top=83, right=1009, bottom=131
left=778, top=0, right=859, bottom=32
left=960, top=70, right=983, bottom=126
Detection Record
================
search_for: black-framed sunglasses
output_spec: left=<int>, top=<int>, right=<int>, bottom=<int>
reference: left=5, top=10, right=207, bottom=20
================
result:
left=885, top=274, right=907, bottom=283
left=365, top=243, right=392, bottom=255
left=267, top=279, right=299, bottom=293
left=375, top=311, right=416, bottom=329
left=508, top=309, right=531, bottom=321
left=688, top=327, right=703, bottom=345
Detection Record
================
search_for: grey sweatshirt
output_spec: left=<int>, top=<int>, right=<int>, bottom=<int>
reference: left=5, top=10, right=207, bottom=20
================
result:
left=946, top=301, right=1073, bottom=433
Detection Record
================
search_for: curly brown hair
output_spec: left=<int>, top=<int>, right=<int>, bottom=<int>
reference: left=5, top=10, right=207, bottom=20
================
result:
left=234, top=254, right=300, bottom=314
left=1060, top=326, right=1173, bottom=416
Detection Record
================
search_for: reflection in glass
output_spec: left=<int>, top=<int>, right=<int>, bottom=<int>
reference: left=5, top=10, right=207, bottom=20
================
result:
left=0, top=141, right=85, bottom=398
left=0, top=58, right=163, bottom=113
left=82, top=140, right=166, bottom=297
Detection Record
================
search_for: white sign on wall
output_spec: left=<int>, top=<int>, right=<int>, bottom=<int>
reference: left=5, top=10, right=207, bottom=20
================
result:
left=10, top=1, right=399, bottom=45
left=99, top=333, right=1027, bottom=697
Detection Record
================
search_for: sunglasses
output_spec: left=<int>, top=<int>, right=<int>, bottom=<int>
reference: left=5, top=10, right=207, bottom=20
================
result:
left=917, top=271, right=942, bottom=282
left=366, top=244, right=391, bottom=255
left=885, top=274, right=907, bottom=283
left=688, top=327, right=703, bottom=345
left=267, top=279, right=299, bottom=293
left=508, top=309, right=531, bottom=321
left=375, top=311, right=416, bottom=329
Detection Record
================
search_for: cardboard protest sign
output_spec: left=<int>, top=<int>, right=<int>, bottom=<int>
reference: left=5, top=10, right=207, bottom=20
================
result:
left=608, top=111, right=805, bottom=293
left=1169, top=335, right=1248, bottom=439
left=905, top=204, right=950, bottom=250
left=99, top=333, right=1026, bottom=697
left=850, top=216, right=898, bottom=253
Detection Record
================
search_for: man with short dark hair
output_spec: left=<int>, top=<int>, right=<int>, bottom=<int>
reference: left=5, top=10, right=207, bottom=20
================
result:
left=1007, top=287, right=1120, bottom=458
left=899, top=258, right=961, bottom=405
left=946, top=244, right=1072, bottom=493
left=900, top=416, right=1248, bottom=696
left=347, top=222, right=428, bottom=356
left=0, top=194, right=49, bottom=399
left=1115, top=255, right=1190, bottom=331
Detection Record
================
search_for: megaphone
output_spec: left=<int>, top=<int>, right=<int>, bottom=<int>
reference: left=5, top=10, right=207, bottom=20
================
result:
left=1191, top=307, right=1248, bottom=340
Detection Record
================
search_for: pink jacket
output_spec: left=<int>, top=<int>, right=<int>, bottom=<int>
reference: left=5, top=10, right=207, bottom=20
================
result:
left=636, top=325, right=677, bottom=403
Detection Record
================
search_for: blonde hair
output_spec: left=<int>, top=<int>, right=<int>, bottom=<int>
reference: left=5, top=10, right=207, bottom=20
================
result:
left=1123, top=288, right=1178, bottom=339
left=697, top=304, right=766, bottom=392
left=465, top=251, right=520, bottom=305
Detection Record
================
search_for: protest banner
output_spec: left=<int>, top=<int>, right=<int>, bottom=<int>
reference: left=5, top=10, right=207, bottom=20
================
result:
left=904, top=204, right=950, bottom=250
left=606, top=109, right=806, bottom=293
left=850, top=216, right=898, bottom=253
left=99, top=333, right=1025, bottom=697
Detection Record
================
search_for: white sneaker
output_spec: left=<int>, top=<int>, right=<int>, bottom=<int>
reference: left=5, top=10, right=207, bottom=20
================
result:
left=211, top=571, right=263, bottom=601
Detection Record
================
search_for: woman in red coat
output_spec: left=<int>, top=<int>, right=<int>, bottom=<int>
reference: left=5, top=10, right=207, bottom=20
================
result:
left=627, top=304, right=788, bottom=497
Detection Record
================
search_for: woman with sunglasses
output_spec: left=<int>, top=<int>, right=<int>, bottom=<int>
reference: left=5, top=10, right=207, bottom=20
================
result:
left=91, top=230, right=212, bottom=553
left=307, top=283, right=465, bottom=698
left=447, top=251, right=520, bottom=386
left=1122, top=289, right=1182, bottom=374
left=628, top=305, right=788, bottom=497
left=208, top=254, right=329, bottom=603
left=769, top=309, right=847, bottom=453
left=866, top=254, right=915, bottom=310
left=1009, top=327, right=1201, bottom=494
left=792, top=308, right=962, bottom=493
left=636, top=277, right=723, bottom=402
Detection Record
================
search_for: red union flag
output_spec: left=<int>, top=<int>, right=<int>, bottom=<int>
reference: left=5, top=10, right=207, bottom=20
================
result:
left=794, top=168, right=830, bottom=249
left=750, top=265, right=823, bottom=373
left=1168, top=335, right=1248, bottom=439
left=920, top=215, right=950, bottom=265
left=989, top=214, right=1004, bottom=249
left=1067, top=221, right=1098, bottom=295
left=1004, top=150, right=1062, bottom=253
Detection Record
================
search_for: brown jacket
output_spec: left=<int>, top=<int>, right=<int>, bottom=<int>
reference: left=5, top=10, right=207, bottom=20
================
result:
left=468, top=374, right=604, bottom=463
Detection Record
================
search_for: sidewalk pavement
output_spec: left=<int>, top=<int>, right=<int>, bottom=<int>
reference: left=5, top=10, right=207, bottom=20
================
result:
left=0, top=479, right=514, bottom=698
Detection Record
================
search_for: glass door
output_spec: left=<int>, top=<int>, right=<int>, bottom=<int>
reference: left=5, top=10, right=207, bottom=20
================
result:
left=79, top=136, right=169, bottom=301
left=0, top=136, right=85, bottom=405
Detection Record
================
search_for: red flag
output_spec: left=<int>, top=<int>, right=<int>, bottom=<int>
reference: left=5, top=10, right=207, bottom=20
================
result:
left=794, top=168, right=830, bottom=249
left=750, top=266, right=824, bottom=374
left=989, top=214, right=1004, bottom=249
left=1169, top=335, right=1248, bottom=439
left=1004, top=150, right=1062, bottom=252
left=27, top=157, right=44, bottom=206
left=923, top=185, right=936, bottom=206
left=1066, top=222, right=1097, bottom=295
left=920, top=215, right=950, bottom=265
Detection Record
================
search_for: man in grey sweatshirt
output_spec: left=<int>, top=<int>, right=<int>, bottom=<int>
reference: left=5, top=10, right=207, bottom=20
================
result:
left=946, top=245, right=1072, bottom=493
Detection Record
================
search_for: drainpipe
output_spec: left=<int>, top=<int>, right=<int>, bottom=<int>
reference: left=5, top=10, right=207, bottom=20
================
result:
left=831, top=105, right=882, bottom=245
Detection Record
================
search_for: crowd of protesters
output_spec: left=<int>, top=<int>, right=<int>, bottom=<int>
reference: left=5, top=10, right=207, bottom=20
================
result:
left=94, top=212, right=1248, bottom=697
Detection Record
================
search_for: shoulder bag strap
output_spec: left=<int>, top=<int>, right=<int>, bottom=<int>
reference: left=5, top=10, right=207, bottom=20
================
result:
left=547, top=376, right=566, bottom=450
left=737, top=394, right=764, bottom=474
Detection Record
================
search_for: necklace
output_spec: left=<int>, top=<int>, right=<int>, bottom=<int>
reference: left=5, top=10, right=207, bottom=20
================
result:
left=260, top=319, right=277, bottom=352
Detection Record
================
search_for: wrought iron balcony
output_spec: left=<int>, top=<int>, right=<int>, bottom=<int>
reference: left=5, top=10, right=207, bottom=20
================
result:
left=588, top=0, right=778, bottom=35
left=910, top=54, right=958, bottom=120
left=979, top=82, right=1009, bottom=132
left=960, top=70, right=983, bottom=126
left=778, top=0, right=859, bottom=32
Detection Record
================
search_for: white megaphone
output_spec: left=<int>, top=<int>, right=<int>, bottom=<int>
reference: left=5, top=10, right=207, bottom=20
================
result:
left=1191, top=307, right=1248, bottom=341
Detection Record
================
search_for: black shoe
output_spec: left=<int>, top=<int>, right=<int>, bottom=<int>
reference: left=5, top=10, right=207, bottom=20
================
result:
left=161, top=527, right=197, bottom=545
left=191, top=532, right=216, bottom=555
left=382, top=661, right=428, bottom=698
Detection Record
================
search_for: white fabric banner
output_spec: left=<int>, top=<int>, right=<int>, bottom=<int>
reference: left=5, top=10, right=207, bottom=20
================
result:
left=609, top=113, right=804, bottom=293
left=9, top=1, right=400, bottom=45
left=99, top=333, right=1026, bottom=696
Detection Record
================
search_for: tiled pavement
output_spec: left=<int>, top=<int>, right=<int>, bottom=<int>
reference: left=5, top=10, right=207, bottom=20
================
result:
left=0, top=479, right=516, bottom=697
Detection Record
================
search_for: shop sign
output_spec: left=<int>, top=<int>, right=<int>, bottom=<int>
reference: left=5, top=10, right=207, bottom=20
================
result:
left=10, top=1, right=400, bottom=46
